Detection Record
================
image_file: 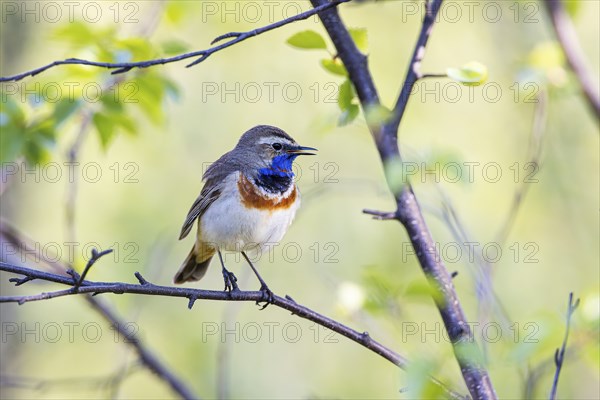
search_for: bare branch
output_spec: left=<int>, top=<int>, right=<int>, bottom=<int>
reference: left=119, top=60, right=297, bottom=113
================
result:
left=0, top=260, right=466, bottom=399
left=311, top=0, right=497, bottom=398
left=421, top=73, right=448, bottom=79
left=0, top=0, right=350, bottom=83
left=549, top=292, right=580, bottom=399
left=0, top=364, right=139, bottom=394
left=84, top=296, right=199, bottom=400
left=388, top=0, right=445, bottom=133
left=495, top=89, right=547, bottom=245
left=72, top=248, right=114, bottom=290
left=0, top=223, right=198, bottom=400
left=362, top=209, right=397, bottom=220
left=545, top=0, right=600, bottom=119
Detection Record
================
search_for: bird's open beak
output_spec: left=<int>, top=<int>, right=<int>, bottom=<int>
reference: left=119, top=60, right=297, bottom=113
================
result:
left=286, top=145, right=318, bottom=156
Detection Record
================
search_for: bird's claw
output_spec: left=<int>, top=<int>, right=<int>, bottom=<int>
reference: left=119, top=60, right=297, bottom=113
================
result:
left=256, top=285, right=274, bottom=310
left=222, top=269, right=239, bottom=292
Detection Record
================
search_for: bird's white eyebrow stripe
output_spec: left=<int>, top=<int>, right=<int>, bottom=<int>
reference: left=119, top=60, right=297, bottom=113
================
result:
left=257, top=137, right=294, bottom=145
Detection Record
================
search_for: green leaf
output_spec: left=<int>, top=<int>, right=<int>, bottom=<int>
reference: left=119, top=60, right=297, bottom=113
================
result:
left=446, top=61, right=488, bottom=86
left=0, top=95, right=26, bottom=126
left=52, top=22, right=115, bottom=50
left=404, top=279, right=436, bottom=301
left=349, top=28, right=368, bottom=53
left=337, top=79, right=359, bottom=126
left=116, top=38, right=156, bottom=60
left=52, top=21, right=96, bottom=48
left=320, top=58, right=348, bottom=76
left=53, top=99, right=80, bottom=126
left=365, top=104, right=392, bottom=127
left=161, top=40, right=189, bottom=55
left=286, top=30, right=327, bottom=50
left=112, top=114, right=137, bottom=136
left=338, top=104, right=359, bottom=126
left=93, top=111, right=138, bottom=150
left=383, top=157, right=407, bottom=194
left=0, top=121, right=24, bottom=164
left=134, top=73, right=167, bottom=125
left=404, top=358, right=446, bottom=398
left=31, top=119, right=56, bottom=141
left=337, top=80, right=355, bottom=110
left=22, top=120, right=56, bottom=165
left=93, top=112, right=116, bottom=149
left=23, top=137, right=51, bottom=165
left=0, top=96, right=27, bottom=163
left=100, top=90, right=124, bottom=112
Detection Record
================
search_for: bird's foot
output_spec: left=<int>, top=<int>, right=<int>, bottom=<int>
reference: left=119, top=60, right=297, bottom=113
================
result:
left=222, top=269, right=239, bottom=292
left=256, top=284, right=274, bottom=310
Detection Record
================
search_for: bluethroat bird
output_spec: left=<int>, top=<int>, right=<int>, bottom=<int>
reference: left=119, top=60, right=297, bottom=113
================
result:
left=175, top=125, right=316, bottom=307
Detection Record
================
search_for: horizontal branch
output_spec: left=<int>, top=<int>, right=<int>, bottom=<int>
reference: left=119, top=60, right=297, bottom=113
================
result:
left=0, top=222, right=198, bottom=399
left=0, top=0, right=350, bottom=82
left=0, top=261, right=465, bottom=399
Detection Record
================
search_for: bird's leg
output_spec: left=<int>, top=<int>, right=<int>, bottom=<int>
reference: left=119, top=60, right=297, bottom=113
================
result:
left=217, top=251, right=238, bottom=292
left=241, top=251, right=274, bottom=309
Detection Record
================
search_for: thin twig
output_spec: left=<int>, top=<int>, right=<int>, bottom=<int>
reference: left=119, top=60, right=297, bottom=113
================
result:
left=421, top=73, right=448, bottom=79
left=362, top=209, right=397, bottom=220
left=549, top=292, right=580, bottom=399
left=0, top=0, right=350, bottom=82
left=0, top=260, right=466, bottom=400
left=496, top=89, right=548, bottom=245
left=388, top=0, right=445, bottom=133
left=64, top=110, right=93, bottom=245
left=311, top=0, right=496, bottom=398
left=73, top=248, right=114, bottom=290
left=429, top=187, right=509, bottom=364
left=545, top=0, right=600, bottom=120
left=0, top=364, right=139, bottom=394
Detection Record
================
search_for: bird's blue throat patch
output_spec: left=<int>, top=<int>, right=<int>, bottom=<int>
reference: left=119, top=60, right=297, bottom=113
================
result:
left=255, top=154, right=296, bottom=194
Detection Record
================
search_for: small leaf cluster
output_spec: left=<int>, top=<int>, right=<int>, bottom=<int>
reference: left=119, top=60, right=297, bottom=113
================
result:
left=1, top=21, right=182, bottom=164
left=286, top=29, right=368, bottom=126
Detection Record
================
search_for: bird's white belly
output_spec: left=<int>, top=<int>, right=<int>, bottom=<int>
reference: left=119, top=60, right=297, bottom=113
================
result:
left=199, top=175, right=299, bottom=253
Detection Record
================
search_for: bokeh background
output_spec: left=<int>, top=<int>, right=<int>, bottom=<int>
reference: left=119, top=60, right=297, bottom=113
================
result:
left=1, top=1, right=598, bottom=398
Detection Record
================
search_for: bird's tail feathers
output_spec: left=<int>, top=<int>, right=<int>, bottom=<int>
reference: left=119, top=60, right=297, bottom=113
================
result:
left=174, top=244, right=215, bottom=284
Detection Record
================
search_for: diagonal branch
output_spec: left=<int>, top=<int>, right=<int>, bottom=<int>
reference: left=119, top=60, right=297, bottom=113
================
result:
left=388, top=0, right=444, bottom=133
left=495, top=89, right=548, bottom=245
left=0, top=0, right=350, bottom=83
left=545, top=0, right=600, bottom=119
left=84, top=296, right=199, bottom=400
left=311, top=0, right=496, bottom=398
left=0, top=260, right=466, bottom=399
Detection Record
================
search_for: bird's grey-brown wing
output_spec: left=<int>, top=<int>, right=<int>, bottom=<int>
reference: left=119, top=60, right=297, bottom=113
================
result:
left=179, top=151, right=242, bottom=240
left=178, top=182, right=221, bottom=240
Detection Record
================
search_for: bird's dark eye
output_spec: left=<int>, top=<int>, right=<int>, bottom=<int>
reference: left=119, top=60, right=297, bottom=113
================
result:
left=271, top=143, right=283, bottom=151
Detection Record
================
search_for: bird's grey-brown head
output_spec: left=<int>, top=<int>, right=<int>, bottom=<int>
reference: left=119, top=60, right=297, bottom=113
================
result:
left=234, top=125, right=316, bottom=181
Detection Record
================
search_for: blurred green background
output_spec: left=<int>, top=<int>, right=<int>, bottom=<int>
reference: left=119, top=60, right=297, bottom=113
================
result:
left=0, top=1, right=598, bottom=398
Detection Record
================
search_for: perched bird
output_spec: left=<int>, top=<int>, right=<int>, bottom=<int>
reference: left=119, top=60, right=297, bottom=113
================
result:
left=175, top=125, right=316, bottom=306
